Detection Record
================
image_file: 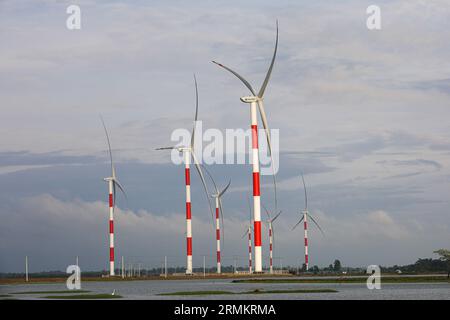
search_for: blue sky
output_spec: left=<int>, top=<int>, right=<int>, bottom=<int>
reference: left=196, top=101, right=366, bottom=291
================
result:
left=0, top=0, right=449, bottom=272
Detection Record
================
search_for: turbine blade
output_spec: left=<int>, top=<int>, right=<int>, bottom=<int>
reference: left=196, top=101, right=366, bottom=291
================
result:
left=114, top=179, right=128, bottom=201
left=191, top=74, right=199, bottom=149
left=100, top=115, right=114, bottom=177
left=113, top=181, right=116, bottom=207
left=247, top=194, right=253, bottom=223
left=212, top=61, right=256, bottom=96
left=308, top=213, right=325, bottom=236
left=155, top=146, right=176, bottom=150
left=292, top=215, right=304, bottom=230
left=301, top=173, right=308, bottom=210
left=218, top=179, right=231, bottom=198
left=201, top=163, right=218, bottom=196
left=272, top=210, right=282, bottom=222
left=191, top=151, right=215, bottom=232
left=113, top=179, right=128, bottom=208
left=262, top=203, right=271, bottom=220
left=257, top=20, right=278, bottom=98
left=257, top=100, right=278, bottom=213
left=218, top=197, right=225, bottom=248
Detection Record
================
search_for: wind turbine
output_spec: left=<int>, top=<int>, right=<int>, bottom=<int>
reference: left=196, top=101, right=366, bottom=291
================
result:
left=156, top=75, right=214, bottom=275
left=262, top=205, right=282, bottom=274
left=101, top=117, right=127, bottom=277
left=213, top=21, right=279, bottom=273
left=203, top=167, right=231, bottom=274
left=242, top=197, right=254, bottom=274
left=292, top=174, right=324, bottom=272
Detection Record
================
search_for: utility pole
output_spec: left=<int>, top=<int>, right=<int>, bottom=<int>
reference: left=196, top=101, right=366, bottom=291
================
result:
left=233, top=256, right=237, bottom=274
left=138, top=263, right=141, bottom=277
left=164, top=256, right=167, bottom=278
left=203, top=256, right=206, bottom=278
left=25, top=256, right=29, bottom=282
left=121, top=256, right=124, bottom=279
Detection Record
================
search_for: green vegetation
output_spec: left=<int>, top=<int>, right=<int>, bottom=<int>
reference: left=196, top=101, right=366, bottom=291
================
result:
left=43, top=294, right=122, bottom=299
left=233, top=276, right=449, bottom=284
left=13, top=290, right=90, bottom=294
left=434, top=249, right=450, bottom=277
left=159, top=290, right=234, bottom=296
left=243, top=289, right=337, bottom=294
left=158, top=288, right=337, bottom=296
left=0, top=294, right=12, bottom=297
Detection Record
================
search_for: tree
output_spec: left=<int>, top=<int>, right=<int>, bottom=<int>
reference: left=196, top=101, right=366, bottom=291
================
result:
left=312, top=265, right=319, bottom=274
left=434, top=249, right=450, bottom=278
left=328, top=264, right=333, bottom=271
left=333, top=259, right=342, bottom=272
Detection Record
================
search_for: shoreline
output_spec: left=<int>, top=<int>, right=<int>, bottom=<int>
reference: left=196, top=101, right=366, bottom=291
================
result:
left=1, top=273, right=448, bottom=285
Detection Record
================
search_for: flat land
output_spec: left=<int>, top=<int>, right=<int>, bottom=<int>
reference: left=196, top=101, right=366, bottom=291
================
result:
left=1, top=273, right=448, bottom=285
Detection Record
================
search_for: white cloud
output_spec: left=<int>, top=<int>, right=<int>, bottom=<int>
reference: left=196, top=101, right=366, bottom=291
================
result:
left=2, top=194, right=447, bottom=271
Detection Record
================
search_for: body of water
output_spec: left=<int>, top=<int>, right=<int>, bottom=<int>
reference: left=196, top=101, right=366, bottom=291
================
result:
left=1, top=278, right=450, bottom=300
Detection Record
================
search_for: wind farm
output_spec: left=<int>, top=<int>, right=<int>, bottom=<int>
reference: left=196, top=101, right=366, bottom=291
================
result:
left=1, top=1, right=450, bottom=305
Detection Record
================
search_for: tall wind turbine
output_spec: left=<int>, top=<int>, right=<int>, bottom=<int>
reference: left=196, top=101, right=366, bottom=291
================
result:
left=213, top=21, right=279, bottom=273
left=156, top=75, right=214, bottom=275
left=242, top=197, right=254, bottom=273
left=101, top=117, right=127, bottom=277
left=242, top=224, right=253, bottom=274
left=292, top=174, right=324, bottom=272
left=263, top=205, right=282, bottom=274
left=203, top=167, right=231, bottom=274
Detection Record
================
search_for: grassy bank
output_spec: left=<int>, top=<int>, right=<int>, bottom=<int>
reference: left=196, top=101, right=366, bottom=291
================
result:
left=232, top=276, right=450, bottom=284
left=42, top=294, right=122, bottom=299
left=158, top=288, right=337, bottom=296
left=12, top=290, right=91, bottom=294
left=0, top=273, right=292, bottom=285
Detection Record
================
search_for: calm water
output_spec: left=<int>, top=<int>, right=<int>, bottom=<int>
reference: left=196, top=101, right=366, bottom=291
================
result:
left=1, top=279, right=449, bottom=300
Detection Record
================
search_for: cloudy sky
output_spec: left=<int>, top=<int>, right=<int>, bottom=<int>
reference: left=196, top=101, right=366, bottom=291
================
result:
left=1, top=0, right=449, bottom=272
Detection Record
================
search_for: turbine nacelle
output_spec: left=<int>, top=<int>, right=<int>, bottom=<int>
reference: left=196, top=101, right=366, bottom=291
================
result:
left=240, top=96, right=260, bottom=103
left=177, top=146, right=191, bottom=153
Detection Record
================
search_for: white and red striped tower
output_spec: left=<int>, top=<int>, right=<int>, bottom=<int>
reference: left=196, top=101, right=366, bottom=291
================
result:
left=184, top=149, right=193, bottom=275
left=101, top=116, right=126, bottom=278
left=303, top=211, right=308, bottom=271
left=269, top=222, right=273, bottom=273
left=248, top=226, right=253, bottom=273
left=293, top=174, right=324, bottom=272
left=215, top=197, right=221, bottom=274
left=203, top=167, right=230, bottom=275
left=243, top=97, right=263, bottom=273
left=108, top=179, right=115, bottom=276
left=213, top=22, right=278, bottom=274
left=156, top=75, right=214, bottom=276
left=263, top=206, right=281, bottom=274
